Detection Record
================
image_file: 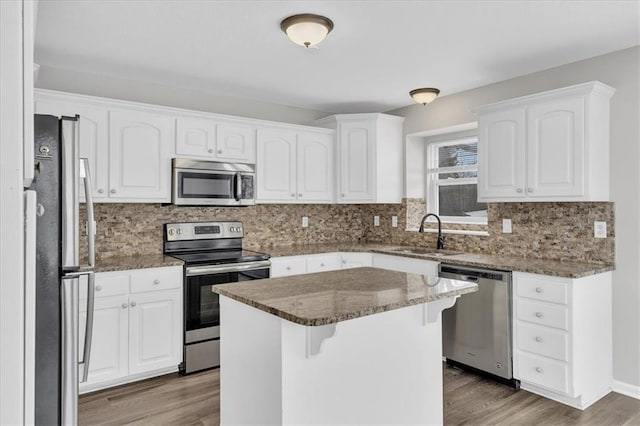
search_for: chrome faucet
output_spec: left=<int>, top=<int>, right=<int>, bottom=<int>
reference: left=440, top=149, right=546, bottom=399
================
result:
left=418, top=213, right=445, bottom=250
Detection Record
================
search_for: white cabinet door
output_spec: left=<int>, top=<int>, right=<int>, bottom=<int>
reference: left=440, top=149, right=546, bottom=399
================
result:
left=526, top=98, right=585, bottom=198
left=79, top=295, right=129, bottom=387
left=215, top=122, right=256, bottom=163
left=34, top=101, right=110, bottom=200
left=340, top=252, right=373, bottom=269
left=306, top=253, right=342, bottom=273
left=270, top=256, right=307, bottom=277
left=175, top=117, right=216, bottom=158
left=297, top=132, right=333, bottom=202
left=109, top=110, right=173, bottom=201
left=477, top=109, right=526, bottom=201
left=338, top=120, right=375, bottom=202
left=372, top=254, right=439, bottom=276
left=128, top=290, right=182, bottom=375
left=256, top=129, right=297, bottom=202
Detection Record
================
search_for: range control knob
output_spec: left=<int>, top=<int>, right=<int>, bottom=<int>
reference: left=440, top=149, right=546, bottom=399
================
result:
left=168, top=229, right=175, bottom=236
left=176, top=229, right=182, bottom=235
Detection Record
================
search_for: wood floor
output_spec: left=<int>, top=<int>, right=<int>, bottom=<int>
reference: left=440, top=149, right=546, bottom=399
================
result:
left=79, top=364, right=640, bottom=425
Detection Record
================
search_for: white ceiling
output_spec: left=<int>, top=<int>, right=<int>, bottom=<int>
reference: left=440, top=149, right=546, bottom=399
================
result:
left=35, top=0, right=639, bottom=113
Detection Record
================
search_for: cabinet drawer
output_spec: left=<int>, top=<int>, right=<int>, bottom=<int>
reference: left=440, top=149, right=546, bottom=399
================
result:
left=306, top=254, right=341, bottom=273
left=80, top=273, right=129, bottom=300
left=517, top=351, right=569, bottom=394
left=270, top=257, right=307, bottom=277
left=516, top=299, right=569, bottom=330
left=516, top=321, right=568, bottom=361
left=130, top=267, right=182, bottom=294
left=516, top=273, right=568, bottom=304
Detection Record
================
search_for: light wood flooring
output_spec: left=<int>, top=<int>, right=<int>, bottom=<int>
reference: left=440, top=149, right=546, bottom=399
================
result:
left=79, top=364, right=640, bottom=425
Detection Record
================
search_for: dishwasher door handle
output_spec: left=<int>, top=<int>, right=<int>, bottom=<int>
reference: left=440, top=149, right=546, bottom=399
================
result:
left=461, top=275, right=479, bottom=282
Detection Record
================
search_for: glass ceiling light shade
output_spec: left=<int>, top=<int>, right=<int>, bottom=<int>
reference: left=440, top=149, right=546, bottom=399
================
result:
left=410, top=88, right=441, bottom=105
left=280, top=14, right=334, bottom=48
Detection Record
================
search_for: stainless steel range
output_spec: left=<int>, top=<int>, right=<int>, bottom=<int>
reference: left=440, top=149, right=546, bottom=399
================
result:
left=164, top=221, right=270, bottom=374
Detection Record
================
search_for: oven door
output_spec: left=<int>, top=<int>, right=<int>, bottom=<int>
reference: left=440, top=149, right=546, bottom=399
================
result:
left=173, top=167, right=239, bottom=206
left=184, top=260, right=270, bottom=344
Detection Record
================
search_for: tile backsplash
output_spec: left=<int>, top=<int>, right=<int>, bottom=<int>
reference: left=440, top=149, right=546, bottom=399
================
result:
left=82, top=200, right=614, bottom=265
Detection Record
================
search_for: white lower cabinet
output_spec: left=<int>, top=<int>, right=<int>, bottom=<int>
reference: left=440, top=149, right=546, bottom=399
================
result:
left=79, top=266, right=182, bottom=393
left=340, top=252, right=373, bottom=269
left=371, top=253, right=439, bottom=276
left=270, top=252, right=376, bottom=278
left=512, top=271, right=612, bottom=409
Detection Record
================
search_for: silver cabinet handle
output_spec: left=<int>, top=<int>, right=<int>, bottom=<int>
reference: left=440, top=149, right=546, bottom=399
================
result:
left=291, top=193, right=295, bottom=197
left=208, top=148, right=214, bottom=154
left=535, top=336, right=542, bottom=342
left=95, top=285, right=102, bottom=291
left=153, top=279, right=160, bottom=285
left=298, top=193, right=302, bottom=197
left=320, top=263, right=325, bottom=267
left=97, top=188, right=104, bottom=194
left=110, top=189, right=116, bottom=194
left=218, top=149, right=223, bottom=154
left=516, top=188, right=523, bottom=193
left=535, top=312, right=543, bottom=318
left=122, top=303, right=128, bottom=309
left=286, top=266, right=291, bottom=270
left=535, top=367, right=543, bottom=373
left=341, top=193, right=345, bottom=197
left=342, top=259, right=347, bottom=264
left=130, top=301, right=137, bottom=307
left=535, top=287, right=543, bottom=293
left=527, top=187, right=533, bottom=193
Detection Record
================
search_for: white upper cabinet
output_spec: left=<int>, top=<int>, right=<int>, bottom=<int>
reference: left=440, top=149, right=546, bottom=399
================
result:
left=256, top=128, right=297, bottom=202
left=297, top=132, right=333, bottom=202
left=175, top=118, right=256, bottom=163
left=316, top=113, right=405, bottom=204
left=175, top=117, right=216, bottom=158
left=215, top=122, right=255, bottom=163
left=109, top=110, right=173, bottom=201
left=256, top=127, right=334, bottom=203
left=474, top=81, right=614, bottom=202
left=34, top=100, right=110, bottom=200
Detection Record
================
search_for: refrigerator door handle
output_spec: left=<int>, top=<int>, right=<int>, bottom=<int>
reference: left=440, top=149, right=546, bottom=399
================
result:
left=60, top=276, right=79, bottom=425
left=80, top=158, right=95, bottom=268
left=79, top=271, right=95, bottom=383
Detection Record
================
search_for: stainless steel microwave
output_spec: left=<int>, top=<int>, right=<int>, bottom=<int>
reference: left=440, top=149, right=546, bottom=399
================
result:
left=171, top=158, right=255, bottom=206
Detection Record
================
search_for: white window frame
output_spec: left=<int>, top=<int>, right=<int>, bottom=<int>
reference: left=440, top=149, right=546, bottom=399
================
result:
left=426, top=136, right=487, bottom=225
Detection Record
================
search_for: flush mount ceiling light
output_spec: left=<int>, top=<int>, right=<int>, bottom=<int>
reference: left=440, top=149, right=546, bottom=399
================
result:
left=410, top=88, right=441, bottom=105
left=280, top=14, right=334, bottom=48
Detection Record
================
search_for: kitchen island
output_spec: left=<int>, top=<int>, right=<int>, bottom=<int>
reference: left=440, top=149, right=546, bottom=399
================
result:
left=212, top=267, right=477, bottom=425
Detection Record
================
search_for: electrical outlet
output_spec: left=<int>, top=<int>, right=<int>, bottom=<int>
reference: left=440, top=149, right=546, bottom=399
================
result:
left=391, top=215, right=398, bottom=227
left=594, top=221, right=607, bottom=238
left=374, top=215, right=380, bottom=226
left=301, top=216, right=309, bottom=228
left=502, top=218, right=512, bottom=234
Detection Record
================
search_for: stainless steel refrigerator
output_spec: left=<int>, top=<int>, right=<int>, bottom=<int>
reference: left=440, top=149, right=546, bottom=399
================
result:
left=27, top=114, right=97, bottom=425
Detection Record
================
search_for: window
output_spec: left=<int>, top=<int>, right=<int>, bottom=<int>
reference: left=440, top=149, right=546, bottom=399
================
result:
left=426, top=137, right=487, bottom=224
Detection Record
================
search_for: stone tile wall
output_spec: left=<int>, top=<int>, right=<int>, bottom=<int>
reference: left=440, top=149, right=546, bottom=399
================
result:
left=83, top=200, right=614, bottom=265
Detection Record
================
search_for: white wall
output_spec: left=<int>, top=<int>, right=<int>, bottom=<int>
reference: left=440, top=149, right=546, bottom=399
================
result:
left=0, top=1, right=27, bottom=423
left=389, top=46, right=640, bottom=391
left=35, top=65, right=330, bottom=125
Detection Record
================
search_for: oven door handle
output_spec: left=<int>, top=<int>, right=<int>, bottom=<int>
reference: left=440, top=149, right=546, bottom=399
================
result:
left=234, top=172, right=242, bottom=201
left=186, top=260, right=271, bottom=276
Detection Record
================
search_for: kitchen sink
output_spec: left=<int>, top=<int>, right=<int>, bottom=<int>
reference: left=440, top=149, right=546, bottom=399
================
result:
left=387, top=247, right=461, bottom=257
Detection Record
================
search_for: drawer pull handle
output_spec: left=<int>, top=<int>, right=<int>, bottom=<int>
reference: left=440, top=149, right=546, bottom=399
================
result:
left=122, top=303, right=128, bottom=309
left=535, top=287, right=543, bottom=293
left=320, top=263, right=325, bottom=267
left=535, top=336, right=543, bottom=343
left=130, top=301, right=137, bottom=307
left=286, top=266, right=291, bottom=270
left=95, top=285, right=102, bottom=292
left=153, top=279, right=160, bottom=285
left=535, top=312, right=543, bottom=318
left=535, top=367, right=543, bottom=373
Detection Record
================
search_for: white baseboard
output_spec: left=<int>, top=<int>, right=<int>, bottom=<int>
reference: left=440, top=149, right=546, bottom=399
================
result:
left=613, top=380, right=640, bottom=400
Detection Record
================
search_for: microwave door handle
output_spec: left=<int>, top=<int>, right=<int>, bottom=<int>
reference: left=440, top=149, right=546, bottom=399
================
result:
left=235, top=172, right=242, bottom=201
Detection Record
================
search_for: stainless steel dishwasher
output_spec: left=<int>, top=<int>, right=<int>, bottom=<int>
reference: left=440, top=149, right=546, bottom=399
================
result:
left=439, top=264, right=519, bottom=388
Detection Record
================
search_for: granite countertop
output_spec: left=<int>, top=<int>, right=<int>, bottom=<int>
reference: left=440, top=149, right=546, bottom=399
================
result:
left=212, top=267, right=477, bottom=326
left=257, top=242, right=614, bottom=279
left=94, top=254, right=184, bottom=273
